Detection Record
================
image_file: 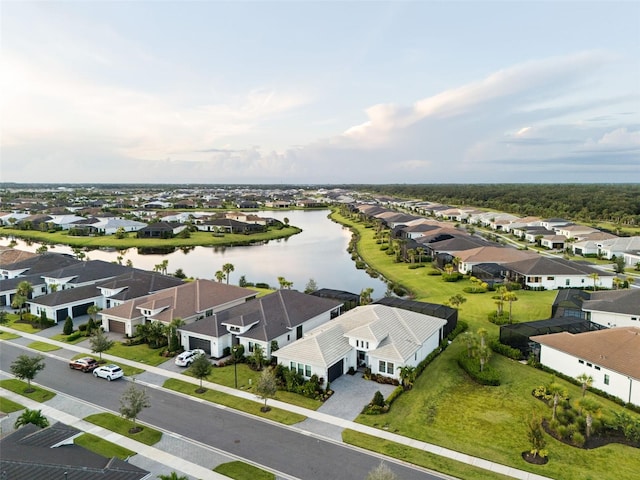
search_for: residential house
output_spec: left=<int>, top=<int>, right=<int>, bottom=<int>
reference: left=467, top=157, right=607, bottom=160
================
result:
left=455, top=246, right=537, bottom=274
left=539, top=235, right=566, bottom=250
left=581, top=289, right=640, bottom=328
left=137, top=222, right=186, bottom=238
left=179, top=289, right=343, bottom=358
left=596, top=236, right=640, bottom=260
left=0, top=422, right=151, bottom=480
left=275, top=304, right=447, bottom=383
left=502, top=256, right=614, bottom=290
left=531, top=327, right=640, bottom=406
left=41, top=260, right=130, bottom=292
left=100, top=279, right=257, bottom=337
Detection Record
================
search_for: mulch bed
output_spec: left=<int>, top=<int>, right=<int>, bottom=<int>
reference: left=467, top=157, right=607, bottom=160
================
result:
left=521, top=451, right=548, bottom=465
left=542, top=419, right=640, bottom=450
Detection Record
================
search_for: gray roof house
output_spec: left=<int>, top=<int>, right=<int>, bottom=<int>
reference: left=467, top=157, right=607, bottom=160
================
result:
left=275, top=304, right=447, bottom=383
left=581, top=289, right=640, bottom=329
left=0, top=422, right=151, bottom=480
left=179, top=289, right=343, bottom=359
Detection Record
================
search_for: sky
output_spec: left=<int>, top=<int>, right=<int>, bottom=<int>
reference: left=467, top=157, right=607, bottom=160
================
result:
left=1, top=1, right=639, bottom=184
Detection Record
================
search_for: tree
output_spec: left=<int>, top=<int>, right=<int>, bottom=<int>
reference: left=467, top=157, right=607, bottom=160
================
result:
left=460, top=331, right=478, bottom=358
left=251, top=344, right=266, bottom=371
left=157, top=473, right=188, bottom=480
left=214, top=270, right=225, bottom=282
left=11, top=294, right=27, bottom=321
left=526, top=411, right=547, bottom=459
left=167, top=317, right=185, bottom=352
left=87, top=304, right=102, bottom=329
left=588, top=272, right=600, bottom=291
left=576, top=373, right=593, bottom=397
left=255, top=367, right=278, bottom=412
left=90, top=329, right=115, bottom=361
left=277, top=276, right=293, bottom=289
left=190, top=354, right=212, bottom=393
left=0, top=310, right=8, bottom=325
left=283, top=217, right=289, bottom=226
left=14, top=408, right=49, bottom=429
left=63, top=316, right=74, bottom=335
left=366, top=461, right=398, bottom=480
left=397, top=365, right=416, bottom=390
left=477, top=328, right=491, bottom=372
left=114, top=227, right=127, bottom=239
left=546, top=380, right=568, bottom=421
left=360, top=287, right=374, bottom=305
left=119, top=382, right=151, bottom=433
left=577, top=396, right=601, bottom=439
left=17, top=280, right=33, bottom=302
left=222, top=263, right=235, bottom=284
left=503, top=291, right=518, bottom=323
left=304, top=278, right=318, bottom=294
left=10, top=354, right=46, bottom=392
left=448, top=294, right=467, bottom=310
left=613, top=256, right=626, bottom=274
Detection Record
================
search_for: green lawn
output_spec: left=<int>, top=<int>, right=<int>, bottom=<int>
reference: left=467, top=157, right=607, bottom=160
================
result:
left=332, top=211, right=640, bottom=480
left=0, top=330, right=21, bottom=340
left=214, top=461, right=275, bottom=480
left=104, top=341, right=168, bottom=367
left=84, top=412, right=162, bottom=445
left=0, top=396, right=25, bottom=413
left=1, top=225, right=301, bottom=249
left=74, top=432, right=136, bottom=460
left=184, top=363, right=323, bottom=410
left=0, top=379, right=56, bottom=402
left=70, top=353, right=145, bottom=377
left=51, top=332, right=89, bottom=344
left=163, top=378, right=307, bottom=425
left=27, top=341, right=61, bottom=352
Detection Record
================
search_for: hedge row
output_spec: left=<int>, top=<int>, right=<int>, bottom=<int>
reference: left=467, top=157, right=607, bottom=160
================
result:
left=489, top=339, right=523, bottom=360
left=457, top=352, right=501, bottom=386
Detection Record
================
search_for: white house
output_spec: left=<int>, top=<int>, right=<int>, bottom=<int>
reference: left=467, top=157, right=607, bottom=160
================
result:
left=581, top=289, right=640, bottom=329
left=531, top=327, right=640, bottom=406
left=275, top=304, right=447, bottom=383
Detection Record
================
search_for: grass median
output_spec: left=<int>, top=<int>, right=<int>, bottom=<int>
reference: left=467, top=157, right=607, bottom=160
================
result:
left=163, top=378, right=306, bottom=425
left=75, top=432, right=136, bottom=460
left=84, top=412, right=162, bottom=445
left=0, top=396, right=25, bottom=413
left=0, top=379, right=56, bottom=402
left=214, top=461, right=275, bottom=480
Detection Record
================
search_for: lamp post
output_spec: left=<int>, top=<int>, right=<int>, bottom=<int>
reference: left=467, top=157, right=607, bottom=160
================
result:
left=232, top=345, right=238, bottom=389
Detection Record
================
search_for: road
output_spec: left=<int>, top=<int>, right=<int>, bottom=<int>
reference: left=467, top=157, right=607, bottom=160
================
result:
left=0, top=342, right=448, bottom=480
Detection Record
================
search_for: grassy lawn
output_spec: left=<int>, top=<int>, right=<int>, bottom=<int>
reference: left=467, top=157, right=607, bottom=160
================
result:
left=0, top=379, right=56, bottom=402
left=184, top=363, right=323, bottom=410
left=214, top=461, right=275, bottom=480
left=1, top=226, right=301, bottom=249
left=342, top=430, right=515, bottom=480
left=0, top=396, right=25, bottom=413
left=27, top=341, right=62, bottom=352
left=0, top=330, right=21, bottom=340
left=105, top=341, right=168, bottom=367
left=74, top=432, right=136, bottom=460
left=69, top=353, right=145, bottom=377
left=51, top=333, right=90, bottom=344
left=332, top=211, right=640, bottom=480
left=84, top=412, right=162, bottom=446
left=163, top=378, right=307, bottom=425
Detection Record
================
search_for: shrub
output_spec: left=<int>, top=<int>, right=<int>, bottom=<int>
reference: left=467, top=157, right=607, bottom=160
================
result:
left=487, top=311, right=510, bottom=325
left=386, top=386, right=404, bottom=406
left=442, top=273, right=463, bottom=282
left=463, top=286, right=487, bottom=293
left=379, top=245, right=389, bottom=251
left=427, top=269, right=442, bottom=276
left=489, top=339, right=522, bottom=360
left=447, top=320, right=468, bottom=342
left=457, top=352, right=501, bottom=386
left=78, top=323, right=88, bottom=332
left=572, top=432, right=585, bottom=447
left=66, top=331, right=83, bottom=342
left=355, top=260, right=366, bottom=269
left=63, top=316, right=74, bottom=335
left=255, top=282, right=270, bottom=289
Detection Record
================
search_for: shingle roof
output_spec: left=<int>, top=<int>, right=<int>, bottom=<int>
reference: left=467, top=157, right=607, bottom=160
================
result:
left=531, top=327, right=640, bottom=380
left=0, top=422, right=150, bottom=480
left=28, top=283, right=101, bottom=306
left=582, top=289, right=640, bottom=316
left=97, top=269, right=184, bottom=301
left=0, top=252, right=80, bottom=274
left=456, top=246, right=537, bottom=263
left=44, top=260, right=131, bottom=285
left=502, top=256, right=614, bottom=277
left=0, top=247, right=38, bottom=267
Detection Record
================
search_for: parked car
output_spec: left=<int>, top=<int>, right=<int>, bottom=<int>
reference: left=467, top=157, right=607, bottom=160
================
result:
left=175, top=349, right=205, bottom=367
left=69, top=357, right=99, bottom=373
left=93, top=364, right=124, bottom=381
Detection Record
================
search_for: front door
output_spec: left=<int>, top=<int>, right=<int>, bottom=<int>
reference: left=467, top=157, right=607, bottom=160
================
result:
left=357, top=350, right=366, bottom=367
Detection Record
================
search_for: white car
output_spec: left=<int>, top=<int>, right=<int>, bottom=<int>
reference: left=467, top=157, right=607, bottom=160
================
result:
left=93, top=364, right=124, bottom=381
left=175, top=349, right=205, bottom=367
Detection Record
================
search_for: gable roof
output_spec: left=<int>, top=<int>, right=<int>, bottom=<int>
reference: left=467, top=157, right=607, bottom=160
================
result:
left=582, top=289, right=640, bottom=316
left=0, top=422, right=150, bottom=480
left=456, top=246, right=537, bottom=264
left=502, top=256, right=614, bottom=277
left=0, top=252, right=80, bottom=274
left=44, top=260, right=131, bottom=285
left=531, top=327, right=640, bottom=380
left=97, top=269, right=185, bottom=301
left=0, top=247, right=38, bottom=267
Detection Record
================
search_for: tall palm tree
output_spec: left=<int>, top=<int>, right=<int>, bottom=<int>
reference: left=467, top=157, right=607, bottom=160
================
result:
left=214, top=270, right=225, bottom=283
left=503, top=291, right=518, bottom=323
left=576, top=373, right=593, bottom=397
left=397, top=365, right=416, bottom=390
left=14, top=408, right=49, bottom=429
left=588, top=272, right=600, bottom=291
left=547, top=380, right=567, bottom=421
left=222, top=263, right=234, bottom=284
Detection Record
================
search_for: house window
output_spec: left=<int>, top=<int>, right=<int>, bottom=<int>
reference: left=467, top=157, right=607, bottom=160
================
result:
left=290, top=361, right=296, bottom=371
left=379, top=360, right=386, bottom=372
left=248, top=342, right=254, bottom=353
left=387, top=362, right=394, bottom=374
left=287, top=334, right=290, bottom=340
left=547, top=276, right=554, bottom=280
left=305, top=365, right=311, bottom=377
left=632, top=317, right=638, bottom=321
left=595, top=365, right=601, bottom=371
left=565, top=279, right=570, bottom=286
left=297, top=363, right=304, bottom=376
left=586, top=362, right=592, bottom=367
left=205, top=309, right=213, bottom=317
left=604, top=374, right=610, bottom=385
left=579, top=359, right=584, bottom=364
left=356, top=340, right=360, bottom=347
left=366, top=341, right=369, bottom=348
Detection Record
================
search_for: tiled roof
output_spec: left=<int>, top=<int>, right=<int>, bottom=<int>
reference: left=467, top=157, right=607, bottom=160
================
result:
left=0, top=247, right=38, bottom=267
left=456, top=246, right=537, bottom=263
left=97, top=269, right=184, bottom=300
left=531, top=327, right=640, bottom=380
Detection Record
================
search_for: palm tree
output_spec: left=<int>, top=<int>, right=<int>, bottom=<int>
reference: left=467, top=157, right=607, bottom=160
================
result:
left=416, top=247, right=425, bottom=264
left=477, top=328, right=490, bottom=372
left=444, top=263, right=454, bottom=275
left=14, top=408, right=49, bottom=429
left=503, top=291, right=518, bottom=323
left=214, top=270, right=225, bottom=283
left=397, top=365, right=416, bottom=390
left=460, top=331, right=478, bottom=358
left=547, top=380, right=567, bottom=421
left=359, top=287, right=374, bottom=305
left=588, top=272, right=600, bottom=291
left=577, top=396, right=601, bottom=439
left=576, top=373, right=593, bottom=397
left=222, top=263, right=234, bottom=284
left=158, top=472, right=188, bottom=480
left=406, top=248, right=416, bottom=264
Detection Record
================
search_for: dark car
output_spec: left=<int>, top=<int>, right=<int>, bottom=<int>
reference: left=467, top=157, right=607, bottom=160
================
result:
left=69, top=357, right=99, bottom=372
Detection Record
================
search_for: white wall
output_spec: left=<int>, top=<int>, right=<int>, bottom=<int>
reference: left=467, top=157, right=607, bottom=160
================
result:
left=539, top=345, right=639, bottom=406
left=588, top=310, right=640, bottom=329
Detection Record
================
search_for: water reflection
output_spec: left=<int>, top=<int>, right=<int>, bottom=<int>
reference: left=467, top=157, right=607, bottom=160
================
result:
left=0, top=210, right=388, bottom=297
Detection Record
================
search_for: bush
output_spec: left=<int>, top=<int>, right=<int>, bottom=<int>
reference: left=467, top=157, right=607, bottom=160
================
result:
left=78, top=323, right=88, bottom=332
left=442, top=273, right=463, bottom=282
left=489, top=339, right=523, bottom=360
left=572, top=432, right=585, bottom=447
left=355, top=260, right=366, bottom=269
left=67, top=331, right=83, bottom=342
left=407, top=264, right=425, bottom=269
left=487, top=311, right=510, bottom=325
left=386, top=386, right=404, bottom=406
left=426, top=269, right=442, bottom=276
left=463, top=286, right=487, bottom=293
left=63, top=316, right=74, bottom=335
left=457, top=352, right=501, bottom=386
left=255, top=282, right=270, bottom=289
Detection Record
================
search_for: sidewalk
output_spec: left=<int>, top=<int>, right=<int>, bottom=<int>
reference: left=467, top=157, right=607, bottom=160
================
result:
left=0, top=326, right=553, bottom=480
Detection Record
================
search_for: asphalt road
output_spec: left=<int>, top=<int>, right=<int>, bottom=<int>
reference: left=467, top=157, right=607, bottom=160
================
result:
left=0, top=343, right=447, bottom=480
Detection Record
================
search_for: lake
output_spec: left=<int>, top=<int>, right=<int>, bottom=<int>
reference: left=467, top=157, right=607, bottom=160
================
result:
left=0, top=210, right=389, bottom=297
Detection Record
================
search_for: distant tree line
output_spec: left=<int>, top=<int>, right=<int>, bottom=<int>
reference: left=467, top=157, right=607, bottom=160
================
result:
left=354, top=184, right=640, bottom=227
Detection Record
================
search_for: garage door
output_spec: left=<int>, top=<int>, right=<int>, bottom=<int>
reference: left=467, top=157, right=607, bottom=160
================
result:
left=188, top=336, right=211, bottom=355
left=72, top=302, right=93, bottom=318
left=108, top=319, right=126, bottom=334
left=327, top=359, right=344, bottom=382
left=56, top=309, right=68, bottom=323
